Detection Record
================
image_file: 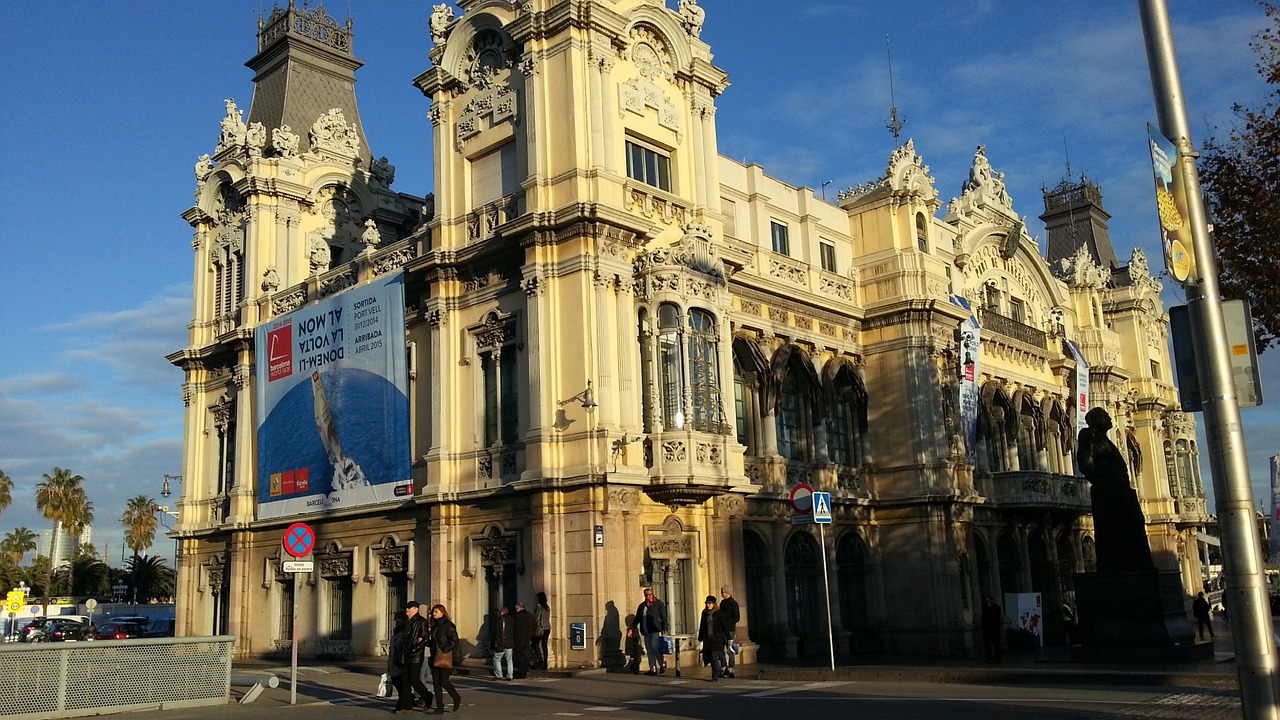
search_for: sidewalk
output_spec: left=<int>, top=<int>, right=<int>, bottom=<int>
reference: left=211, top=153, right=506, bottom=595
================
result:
left=235, top=618, right=1241, bottom=698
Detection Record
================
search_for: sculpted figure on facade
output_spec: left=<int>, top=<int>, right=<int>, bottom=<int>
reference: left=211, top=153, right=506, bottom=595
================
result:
left=370, top=155, right=395, bottom=189
left=361, top=218, right=381, bottom=251
left=272, top=124, right=300, bottom=158
left=194, top=154, right=214, bottom=183
left=309, top=108, right=361, bottom=157
left=217, top=98, right=247, bottom=152
left=308, top=233, right=332, bottom=274
left=244, top=121, right=267, bottom=157
left=678, top=0, right=705, bottom=38
left=961, top=145, right=1013, bottom=209
left=430, top=4, right=454, bottom=44
left=261, top=265, right=280, bottom=293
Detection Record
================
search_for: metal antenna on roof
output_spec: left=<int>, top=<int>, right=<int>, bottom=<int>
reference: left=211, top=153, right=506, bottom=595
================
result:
left=885, top=35, right=906, bottom=139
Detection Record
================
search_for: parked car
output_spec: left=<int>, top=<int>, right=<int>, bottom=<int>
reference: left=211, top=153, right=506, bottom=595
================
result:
left=31, top=619, right=88, bottom=642
left=143, top=618, right=176, bottom=638
left=18, top=616, right=89, bottom=642
left=94, top=620, right=147, bottom=641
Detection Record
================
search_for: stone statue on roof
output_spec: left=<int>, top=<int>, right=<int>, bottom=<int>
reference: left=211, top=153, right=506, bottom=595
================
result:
left=679, top=0, right=705, bottom=38
left=430, top=4, right=454, bottom=44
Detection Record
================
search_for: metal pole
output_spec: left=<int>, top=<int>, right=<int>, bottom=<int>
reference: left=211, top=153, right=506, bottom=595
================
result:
left=1137, top=3, right=1280, bottom=718
left=291, top=571, right=299, bottom=705
left=820, top=522, right=834, bottom=672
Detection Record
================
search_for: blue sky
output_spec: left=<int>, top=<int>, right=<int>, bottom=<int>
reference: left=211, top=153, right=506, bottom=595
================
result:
left=1, top=0, right=1276, bottom=562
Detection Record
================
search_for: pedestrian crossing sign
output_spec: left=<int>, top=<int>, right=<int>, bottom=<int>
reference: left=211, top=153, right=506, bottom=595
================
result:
left=813, top=491, right=832, bottom=523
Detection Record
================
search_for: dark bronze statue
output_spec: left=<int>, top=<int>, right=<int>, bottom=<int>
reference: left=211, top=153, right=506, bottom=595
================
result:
left=1077, top=408, right=1155, bottom=574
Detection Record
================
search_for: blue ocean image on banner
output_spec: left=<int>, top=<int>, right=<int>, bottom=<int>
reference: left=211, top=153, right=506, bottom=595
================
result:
left=255, top=271, right=411, bottom=520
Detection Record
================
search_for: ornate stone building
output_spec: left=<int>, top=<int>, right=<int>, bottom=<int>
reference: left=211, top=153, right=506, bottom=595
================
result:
left=168, top=0, right=1205, bottom=662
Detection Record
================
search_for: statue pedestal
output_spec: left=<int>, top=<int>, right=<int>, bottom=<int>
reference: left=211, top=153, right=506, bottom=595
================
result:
left=1071, top=570, right=1210, bottom=662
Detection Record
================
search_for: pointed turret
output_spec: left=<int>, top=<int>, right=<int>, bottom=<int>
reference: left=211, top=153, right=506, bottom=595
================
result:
left=245, top=1, right=372, bottom=166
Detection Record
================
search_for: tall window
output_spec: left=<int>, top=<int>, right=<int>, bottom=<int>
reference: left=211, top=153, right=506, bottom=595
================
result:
left=627, top=139, right=671, bottom=191
left=734, top=376, right=750, bottom=448
left=213, top=245, right=245, bottom=320
left=785, top=533, right=820, bottom=637
left=687, top=309, right=722, bottom=432
left=778, top=374, right=807, bottom=461
left=829, top=397, right=853, bottom=465
left=1009, top=297, right=1026, bottom=324
left=915, top=212, right=929, bottom=252
left=326, top=578, right=353, bottom=641
left=657, top=304, right=685, bottom=430
left=471, top=141, right=519, bottom=208
left=770, top=221, right=790, bottom=256
left=277, top=576, right=294, bottom=642
left=819, top=240, right=837, bottom=272
left=721, top=197, right=738, bottom=238
left=483, top=350, right=520, bottom=445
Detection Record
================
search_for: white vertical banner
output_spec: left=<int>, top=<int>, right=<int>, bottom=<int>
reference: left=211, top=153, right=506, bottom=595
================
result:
left=951, top=295, right=981, bottom=464
left=1065, top=340, right=1090, bottom=476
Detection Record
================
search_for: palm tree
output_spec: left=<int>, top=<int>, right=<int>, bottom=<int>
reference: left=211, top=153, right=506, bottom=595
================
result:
left=126, top=555, right=175, bottom=604
left=53, top=553, right=109, bottom=597
left=121, top=495, right=159, bottom=604
left=2, top=527, right=38, bottom=564
left=0, top=468, right=12, bottom=519
left=34, top=467, right=93, bottom=609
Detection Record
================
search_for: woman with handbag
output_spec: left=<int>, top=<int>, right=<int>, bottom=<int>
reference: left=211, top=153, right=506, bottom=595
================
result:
left=696, top=596, right=731, bottom=682
left=428, top=604, right=462, bottom=714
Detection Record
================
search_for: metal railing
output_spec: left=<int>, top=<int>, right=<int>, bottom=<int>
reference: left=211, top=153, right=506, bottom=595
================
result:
left=978, top=309, right=1048, bottom=349
left=0, top=635, right=235, bottom=719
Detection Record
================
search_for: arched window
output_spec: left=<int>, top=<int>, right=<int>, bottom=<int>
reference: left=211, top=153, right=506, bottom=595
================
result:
left=732, top=346, right=759, bottom=452
left=1056, top=532, right=1076, bottom=598
left=827, top=362, right=868, bottom=467
left=1028, top=534, right=1052, bottom=597
left=778, top=373, right=807, bottom=461
left=687, top=309, right=723, bottom=432
left=1176, top=440, right=1195, bottom=496
left=1188, top=441, right=1204, bottom=495
left=1081, top=536, right=1097, bottom=573
left=974, top=535, right=993, bottom=602
left=1163, top=441, right=1178, bottom=496
left=915, top=212, right=929, bottom=252
left=657, top=303, right=685, bottom=430
left=836, top=533, right=870, bottom=630
left=785, top=532, right=821, bottom=637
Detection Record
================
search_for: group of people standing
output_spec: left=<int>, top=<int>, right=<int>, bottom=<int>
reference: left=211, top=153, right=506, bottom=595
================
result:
left=389, top=601, right=462, bottom=714
left=627, top=584, right=740, bottom=681
left=490, top=592, right=553, bottom=680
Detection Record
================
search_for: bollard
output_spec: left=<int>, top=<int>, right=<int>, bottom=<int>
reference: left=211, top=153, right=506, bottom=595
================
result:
left=230, top=673, right=280, bottom=704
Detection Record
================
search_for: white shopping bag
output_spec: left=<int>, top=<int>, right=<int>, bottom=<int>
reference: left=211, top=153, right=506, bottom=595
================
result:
left=377, top=673, right=390, bottom=698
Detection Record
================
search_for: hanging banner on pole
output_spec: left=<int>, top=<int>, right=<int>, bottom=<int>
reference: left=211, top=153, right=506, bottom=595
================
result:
left=1147, top=125, right=1197, bottom=285
left=1064, top=339, right=1090, bottom=476
left=951, top=295, right=981, bottom=464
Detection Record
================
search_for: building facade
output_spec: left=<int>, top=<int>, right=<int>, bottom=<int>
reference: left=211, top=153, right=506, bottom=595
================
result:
left=168, top=0, right=1206, bottom=662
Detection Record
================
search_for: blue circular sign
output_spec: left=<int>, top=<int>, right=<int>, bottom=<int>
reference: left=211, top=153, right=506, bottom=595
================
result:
left=283, top=522, right=315, bottom=558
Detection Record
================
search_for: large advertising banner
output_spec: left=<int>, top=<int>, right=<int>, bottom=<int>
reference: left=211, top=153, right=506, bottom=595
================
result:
left=951, top=295, right=981, bottom=463
left=254, top=271, right=411, bottom=520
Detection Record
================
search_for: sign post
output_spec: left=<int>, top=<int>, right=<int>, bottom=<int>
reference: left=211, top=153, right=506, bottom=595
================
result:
left=812, top=492, right=835, bottom=672
left=282, top=522, right=315, bottom=705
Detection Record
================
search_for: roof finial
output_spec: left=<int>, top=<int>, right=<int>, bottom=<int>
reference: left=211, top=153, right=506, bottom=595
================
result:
left=885, top=35, right=906, bottom=139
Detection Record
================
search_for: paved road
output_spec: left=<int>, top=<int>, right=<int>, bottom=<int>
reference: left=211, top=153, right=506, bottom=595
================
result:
left=131, top=665, right=1242, bottom=720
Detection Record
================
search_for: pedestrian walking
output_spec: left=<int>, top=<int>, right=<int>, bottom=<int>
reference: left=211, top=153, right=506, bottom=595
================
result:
left=1193, top=591, right=1216, bottom=640
left=981, top=596, right=1003, bottom=663
left=533, top=591, right=552, bottom=669
left=396, top=601, right=433, bottom=714
left=697, top=595, right=732, bottom=682
left=512, top=601, right=535, bottom=678
left=491, top=606, right=515, bottom=680
left=718, top=584, right=740, bottom=678
left=427, top=604, right=461, bottom=714
left=628, top=587, right=668, bottom=675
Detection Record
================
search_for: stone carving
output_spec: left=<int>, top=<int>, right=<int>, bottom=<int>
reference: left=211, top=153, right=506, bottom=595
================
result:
left=1054, top=245, right=1108, bottom=289
left=608, top=487, right=640, bottom=511
left=1077, top=408, right=1155, bottom=574
left=678, top=0, right=705, bottom=38
left=272, top=124, right=299, bottom=158
left=947, top=145, right=1013, bottom=216
left=261, top=265, right=280, bottom=293
left=430, top=3, right=454, bottom=45
left=620, top=76, right=680, bottom=132
left=718, top=494, right=745, bottom=517
left=370, top=156, right=395, bottom=189
left=217, top=98, right=246, bottom=152
left=309, top=108, right=361, bottom=157
left=194, top=154, right=214, bottom=183
left=361, top=218, right=381, bottom=251
left=308, top=233, right=331, bottom=274
left=245, top=121, right=267, bottom=156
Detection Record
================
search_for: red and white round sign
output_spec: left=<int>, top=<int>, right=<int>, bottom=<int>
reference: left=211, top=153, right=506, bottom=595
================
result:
left=789, top=483, right=814, bottom=514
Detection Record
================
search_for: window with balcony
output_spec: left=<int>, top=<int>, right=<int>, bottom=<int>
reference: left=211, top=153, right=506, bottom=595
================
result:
left=627, top=138, right=671, bottom=191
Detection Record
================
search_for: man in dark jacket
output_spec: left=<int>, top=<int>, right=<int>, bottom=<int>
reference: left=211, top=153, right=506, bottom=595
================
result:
left=980, top=596, right=1003, bottom=663
left=492, top=606, right=515, bottom=679
left=718, top=584, right=740, bottom=678
left=628, top=588, right=668, bottom=675
left=397, top=601, right=433, bottom=713
left=512, top=602, right=536, bottom=679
